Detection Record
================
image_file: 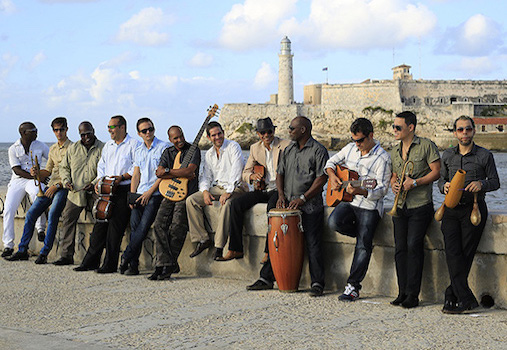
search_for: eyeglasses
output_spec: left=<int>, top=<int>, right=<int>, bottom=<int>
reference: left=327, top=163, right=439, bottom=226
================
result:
left=259, top=130, right=273, bottom=135
left=25, top=128, right=37, bottom=133
left=108, top=124, right=121, bottom=130
left=351, top=136, right=367, bottom=144
left=392, top=124, right=403, bottom=131
left=456, top=127, right=473, bottom=133
left=80, top=131, right=93, bottom=137
left=139, top=126, right=155, bottom=134
left=53, top=128, right=66, bottom=132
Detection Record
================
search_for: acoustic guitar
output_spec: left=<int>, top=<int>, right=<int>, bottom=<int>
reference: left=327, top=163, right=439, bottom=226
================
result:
left=252, top=164, right=266, bottom=191
left=325, top=165, right=378, bottom=207
left=159, top=104, right=219, bottom=201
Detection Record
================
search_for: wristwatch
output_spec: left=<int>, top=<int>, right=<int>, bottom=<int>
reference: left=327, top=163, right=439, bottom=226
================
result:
left=413, top=180, right=417, bottom=187
left=299, top=194, right=307, bottom=203
left=56, top=183, right=62, bottom=189
left=164, top=168, right=171, bottom=173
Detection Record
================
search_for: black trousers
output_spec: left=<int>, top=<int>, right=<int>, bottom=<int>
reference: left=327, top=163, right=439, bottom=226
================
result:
left=392, top=202, right=434, bottom=298
left=81, top=185, right=131, bottom=270
left=441, top=200, right=488, bottom=305
left=228, top=190, right=278, bottom=253
left=260, top=209, right=325, bottom=288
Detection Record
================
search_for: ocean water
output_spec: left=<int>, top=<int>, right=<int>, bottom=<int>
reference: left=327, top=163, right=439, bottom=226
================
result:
left=0, top=143, right=506, bottom=211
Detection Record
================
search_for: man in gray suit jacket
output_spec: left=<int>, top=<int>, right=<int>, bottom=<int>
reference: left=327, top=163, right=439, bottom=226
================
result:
left=216, top=117, right=290, bottom=261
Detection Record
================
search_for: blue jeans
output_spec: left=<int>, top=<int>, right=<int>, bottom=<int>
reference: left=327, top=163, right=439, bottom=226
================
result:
left=19, top=189, right=68, bottom=256
left=328, top=202, right=380, bottom=290
left=122, top=195, right=163, bottom=268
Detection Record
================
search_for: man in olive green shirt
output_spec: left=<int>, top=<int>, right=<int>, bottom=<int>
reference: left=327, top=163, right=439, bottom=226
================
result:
left=389, top=111, right=441, bottom=308
left=53, top=122, right=104, bottom=265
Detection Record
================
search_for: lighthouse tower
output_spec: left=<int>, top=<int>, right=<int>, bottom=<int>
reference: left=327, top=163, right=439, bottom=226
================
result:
left=278, top=36, right=294, bottom=105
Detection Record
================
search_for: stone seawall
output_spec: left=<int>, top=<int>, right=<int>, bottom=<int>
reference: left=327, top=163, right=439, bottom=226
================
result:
left=2, top=196, right=506, bottom=309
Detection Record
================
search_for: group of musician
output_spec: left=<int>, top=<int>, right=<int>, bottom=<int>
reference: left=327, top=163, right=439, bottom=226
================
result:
left=1, top=110, right=500, bottom=315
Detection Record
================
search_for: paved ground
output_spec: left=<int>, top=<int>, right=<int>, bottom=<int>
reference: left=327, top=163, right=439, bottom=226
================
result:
left=0, top=259, right=506, bottom=350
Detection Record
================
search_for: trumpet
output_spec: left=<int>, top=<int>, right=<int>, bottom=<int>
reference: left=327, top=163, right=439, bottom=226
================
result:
left=30, top=151, right=45, bottom=197
left=387, top=160, right=414, bottom=217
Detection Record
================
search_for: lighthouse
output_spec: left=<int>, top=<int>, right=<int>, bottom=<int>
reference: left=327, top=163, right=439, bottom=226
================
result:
left=278, top=36, right=294, bottom=105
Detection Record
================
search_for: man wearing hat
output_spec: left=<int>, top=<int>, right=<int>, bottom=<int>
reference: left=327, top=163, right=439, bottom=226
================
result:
left=216, top=117, right=290, bottom=261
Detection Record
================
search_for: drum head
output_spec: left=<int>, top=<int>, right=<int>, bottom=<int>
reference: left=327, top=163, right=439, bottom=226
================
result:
left=268, top=208, right=301, bottom=217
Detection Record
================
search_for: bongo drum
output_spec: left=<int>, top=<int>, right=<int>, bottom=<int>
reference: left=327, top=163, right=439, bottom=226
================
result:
left=93, top=197, right=114, bottom=222
left=267, top=208, right=304, bottom=292
left=97, top=176, right=116, bottom=196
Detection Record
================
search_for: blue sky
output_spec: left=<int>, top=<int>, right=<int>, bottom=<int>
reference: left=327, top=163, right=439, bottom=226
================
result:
left=1, top=0, right=505, bottom=143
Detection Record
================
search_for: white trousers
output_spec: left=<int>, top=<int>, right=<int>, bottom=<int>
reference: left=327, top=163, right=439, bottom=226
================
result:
left=2, top=177, right=46, bottom=249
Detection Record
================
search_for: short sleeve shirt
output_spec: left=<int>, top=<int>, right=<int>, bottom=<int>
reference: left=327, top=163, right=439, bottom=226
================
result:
left=8, top=139, right=50, bottom=182
left=159, top=142, right=201, bottom=195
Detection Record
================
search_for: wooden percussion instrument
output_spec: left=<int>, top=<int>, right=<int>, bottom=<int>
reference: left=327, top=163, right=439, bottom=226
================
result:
left=434, top=169, right=466, bottom=221
left=267, top=208, right=304, bottom=292
left=93, top=176, right=117, bottom=222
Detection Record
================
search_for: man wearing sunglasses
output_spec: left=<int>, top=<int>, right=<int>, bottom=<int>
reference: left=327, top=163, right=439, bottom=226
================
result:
left=74, top=115, right=140, bottom=273
left=119, top=118, right=168, bottom=276
left=2, top=122, right=49, bottom=258
left=324, top=118, right=391, bottom=301
left=438, top=116, right=499, bottom=314
left=390, top=111, right=441, bottom=308
left=219, top=117, right=290, bottom=262
left=53, top=121, right=103, bottom=266
left=6, top=117, right=72, bottom=264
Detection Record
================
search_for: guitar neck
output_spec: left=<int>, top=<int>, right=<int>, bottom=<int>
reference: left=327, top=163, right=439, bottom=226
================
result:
left=341, top=180, right=364, bottom=188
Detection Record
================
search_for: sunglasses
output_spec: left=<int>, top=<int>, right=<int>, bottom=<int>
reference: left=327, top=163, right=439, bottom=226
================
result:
left=456, top=127, right=473, bottom=133
left=259, top=130, right=274, bottom=135
left=392, top=124, right=403, bottom=131
left=108, top=124, right=121, bottom=130
left=80, top=131, right=93, bottom=137
left=139, top=126, right=155, bottom=134
left=351, top=136, right=367, bottom=144
left=53, top=128, right=66, bottom=132
left=25, top=128, right=38, bottom=133
left=289, top=126, right=297, bottom=131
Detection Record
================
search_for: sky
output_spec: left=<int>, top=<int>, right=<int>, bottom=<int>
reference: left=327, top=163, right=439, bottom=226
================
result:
left=0, top=0, right=505, bottom=143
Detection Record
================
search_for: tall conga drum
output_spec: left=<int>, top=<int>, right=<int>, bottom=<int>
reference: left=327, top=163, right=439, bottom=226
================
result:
left=267, top=208, right=304, bottom=292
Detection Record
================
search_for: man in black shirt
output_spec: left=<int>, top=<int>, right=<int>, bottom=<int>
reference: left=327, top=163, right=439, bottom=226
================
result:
left=148, top=126, right=201, bottom=281
left=438, top=116, right=500, bottom=314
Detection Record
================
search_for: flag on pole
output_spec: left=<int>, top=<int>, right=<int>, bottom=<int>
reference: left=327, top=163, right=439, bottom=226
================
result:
left=322, top=67, right=328, bottom=71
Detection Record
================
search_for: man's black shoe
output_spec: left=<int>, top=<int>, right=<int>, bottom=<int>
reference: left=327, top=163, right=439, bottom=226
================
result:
left=189, top=239, right=212, bottom=258
left=442, top=300, right=457, bottom=313
left=212, top=247, right=223, bottom=261
left=148, top=267, right=163, bottom=281
left=34, top=254, right=47, bottom=265
left=119, top=258, right=129, bottom=274
left=246, top=280, right=273, bottom=291
left=1, top=248, right=14, bottom=258
left=443, top=300, right=479, bottom=314
left=390, top=294, right=407, bottom=306
left=124, top=266, right=139, bottom=276
left=96, top=266, right=117, bottom=274
left=73, top=265, right=94, bottom=272
left=37, top=230, right=46, bottom=242
left=5, top=250, right=29, bottom=261
left=158, top=265, right=178, bottom=280
left=53, top=257, right=74, bottom=266
left=401, top=295, right=419, bottom=308
left=309, top=285, right=324, bottom=297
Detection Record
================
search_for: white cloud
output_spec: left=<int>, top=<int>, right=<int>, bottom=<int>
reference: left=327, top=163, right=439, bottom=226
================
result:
left=1, top=53, right=18, bottom=79
left=116, top=7, right=172, bottom=46
left=453, top=57, right=497, bottom=76
left=253, top=62, right=276, bottom=89
left=0, top=0, right=15, bottom=14
left=188, top=52, right=214, bottom=68
left=219, top=0, right=297, bottom=50
left=29, top=51, right=47, bottom=69
left=437, top=14, right=503, bottom=56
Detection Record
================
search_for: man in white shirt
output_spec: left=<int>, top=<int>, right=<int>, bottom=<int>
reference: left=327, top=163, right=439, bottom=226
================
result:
left=186, top=121, right=246, bottom=260
left=2, top=122, right=49, bottom=258
left=74, top=115, right=140, bottom=273
left=325, top=118, right=391, bottom=301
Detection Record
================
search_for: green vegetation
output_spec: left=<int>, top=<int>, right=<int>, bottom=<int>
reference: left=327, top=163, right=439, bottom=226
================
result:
left=235, top=122, right=254, bottom=134
left=480, top=105, right=507, bottom=117
left=377, top=119, right=390, bottom=129
left=362, top=106, right=394, bottom=115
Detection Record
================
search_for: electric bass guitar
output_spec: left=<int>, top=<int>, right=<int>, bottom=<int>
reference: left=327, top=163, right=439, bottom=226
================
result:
left=159, top=104, right=219, bottom=201
left=325, top=165, right=378, bottom=207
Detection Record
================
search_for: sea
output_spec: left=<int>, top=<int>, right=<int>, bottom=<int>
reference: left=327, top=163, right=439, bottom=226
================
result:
left=0, top=143, right=506, bottom=211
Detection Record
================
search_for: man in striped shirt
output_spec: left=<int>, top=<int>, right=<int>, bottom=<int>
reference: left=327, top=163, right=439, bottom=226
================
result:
left=325, top=118, right=391, bottom=301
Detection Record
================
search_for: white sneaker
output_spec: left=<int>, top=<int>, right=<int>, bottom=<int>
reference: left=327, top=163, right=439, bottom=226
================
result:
left=338, top=283, right=359, bottom=301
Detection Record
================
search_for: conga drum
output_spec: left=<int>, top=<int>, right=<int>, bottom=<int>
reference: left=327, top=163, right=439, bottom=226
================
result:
left=267, top=208, right=304, bottom=292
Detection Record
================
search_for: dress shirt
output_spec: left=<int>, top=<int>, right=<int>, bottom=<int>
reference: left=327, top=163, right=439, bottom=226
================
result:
left=277, top=137, right=329, bottom=214
left=60, top=138, right=104, bottom=207
left=325, top=141, right=391, bottom=215
left=96, top=134, right=140, bottom=186
left=438, top=143, right=500, bottom=203
left=199, top=138, right=245, bottom=193
left=159, top=142, right=201, bottom=195
left=133, top=137, right=169, bottom=194
left=46, top=139, right=72, bottom=187
left=8, top=139, right=50, bottom=182
left=264, top=147, right=276, bottom=190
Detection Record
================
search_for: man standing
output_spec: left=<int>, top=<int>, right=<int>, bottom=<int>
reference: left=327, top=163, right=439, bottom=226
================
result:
left=119, top=118, right=168, bottom=275
left=247, top=116, right=329, bottom=297
left=325, top=118, right=391, bottom=301
left=186, top=121, right=246, bottom=260
left=148, top=126, right=201, bottom=281
left=6, top=117, right=71, bottom=264
left=439, top=116, right=499, bottom=314
left=74, top=115, right=139, bottom=273
left=53, top=121, right=103, bottom=266
left=390, top=111, right=441, bottom=308
left=219, top=117, right=290, bottom=261
left=2, top=122, right=49, bottom=258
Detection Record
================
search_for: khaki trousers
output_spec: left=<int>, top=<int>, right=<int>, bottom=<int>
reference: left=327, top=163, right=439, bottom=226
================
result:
left=186, top=186, right=244, bottom=249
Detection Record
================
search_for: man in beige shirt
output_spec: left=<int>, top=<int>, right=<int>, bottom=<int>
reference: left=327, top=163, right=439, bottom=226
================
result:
left=6, top=117, right=72, bottom=264
left=52, top=121, right=104, bottom=265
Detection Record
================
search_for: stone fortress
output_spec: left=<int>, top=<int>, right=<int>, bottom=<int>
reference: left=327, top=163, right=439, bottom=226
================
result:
left=218, top=37, right=507, bottom=150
